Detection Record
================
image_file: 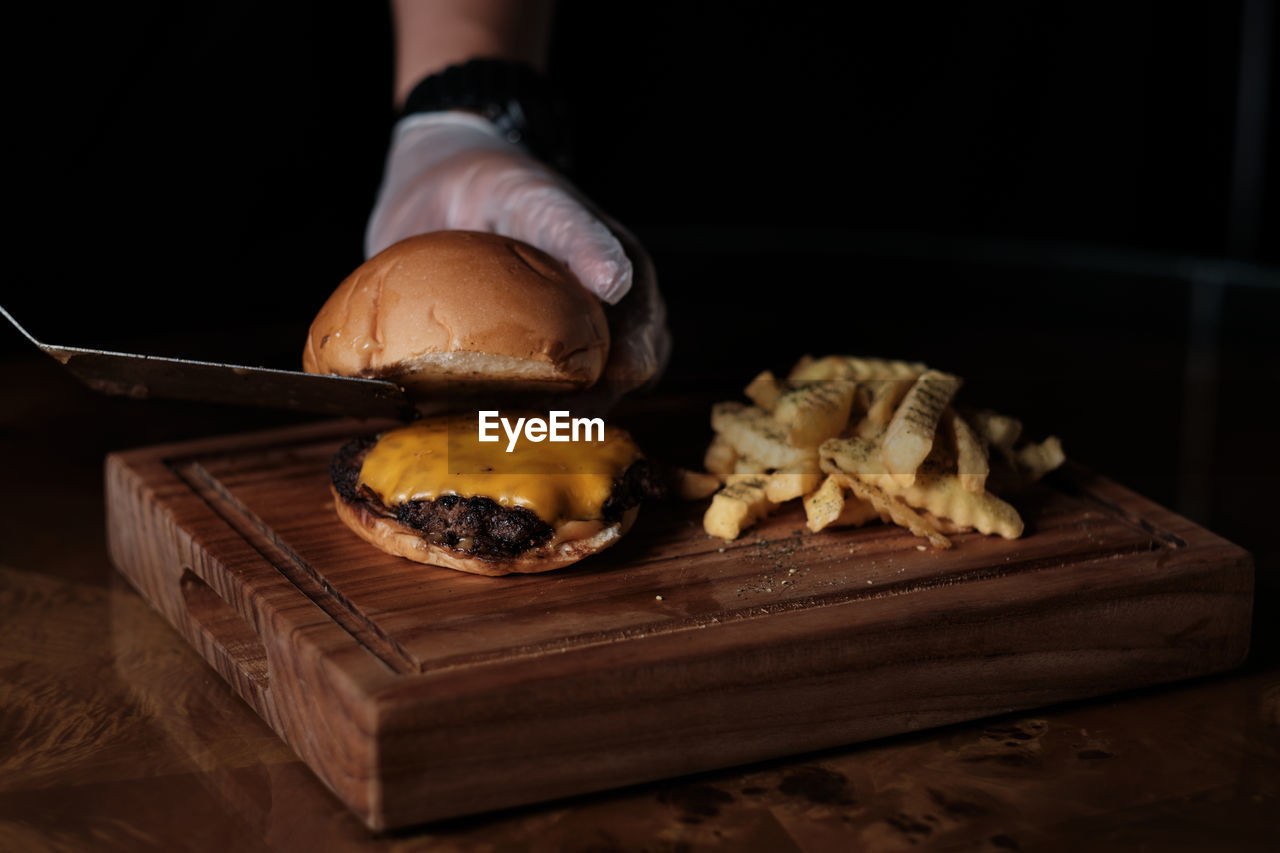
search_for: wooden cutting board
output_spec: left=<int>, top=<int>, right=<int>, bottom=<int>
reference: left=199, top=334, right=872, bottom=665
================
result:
left=105, top=418, right=1253, bottom=831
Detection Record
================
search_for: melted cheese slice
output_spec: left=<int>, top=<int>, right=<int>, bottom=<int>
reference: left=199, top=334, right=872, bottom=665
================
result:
left=357, top=412, right=640, bottom=524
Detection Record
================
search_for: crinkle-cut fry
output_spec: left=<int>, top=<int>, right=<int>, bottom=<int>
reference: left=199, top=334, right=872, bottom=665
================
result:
left=885, top=471, right=1023, bottom=539
left=821, top=436, right=1024, bottom=540
left=836, top=474, right=952, bottom=549
left=733, top=455, right=771, bottom=475
left=703, top=475, right=774, bottom=540
left=803, top=474, right=846, bottom=532
left=948, top=409, right=989, bottom=493
left=831, top=494, right=879, bottom=529
left=711, top=401, right=817, bottom=469
left=766, top=465, right=824, bottom=503
left=704, top=434, right=738, bottom=480
left=788, top=355, right=842, bottom=382
left=820, top=435, right=885, bottom=479
left=774, top=380, right=857, bottom=448
left=677, top=469, right=721, bottom=500
left=724, top=472, right=772, bottom=487
left=965, top=409, right=1023, bottom=454
left=881, top=369, right=962, bottom=486
left=853, top=417, right=887, bottom=441
left=744, top=370, right=786, bottom=412
left=918, top=510, right=975, bottom=536
left=1014, top=436, right=1066, bottom=482
left=865, top=377, right=918, bottom=425
left=824, top=433, right=954, bottom=487
left=787, top=357, right=923, bottom=429
left=788, top=355, right=927, bottom=383
left=803, top=475, right=878, bottom=532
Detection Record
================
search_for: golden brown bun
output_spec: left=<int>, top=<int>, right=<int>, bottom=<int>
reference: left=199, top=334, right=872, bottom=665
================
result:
left=330, top=485, right=637, bottom=576
left=303, top=231, right=610, bottom=394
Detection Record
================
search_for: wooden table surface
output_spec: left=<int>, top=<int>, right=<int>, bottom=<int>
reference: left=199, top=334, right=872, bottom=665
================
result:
left=2, top=350, right=1278, bottom=852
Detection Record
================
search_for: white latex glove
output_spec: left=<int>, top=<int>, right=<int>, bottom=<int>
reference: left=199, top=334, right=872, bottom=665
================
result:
left=367, top=111, right=632, bottom=302
left=365, top=110, right=669, bottom=396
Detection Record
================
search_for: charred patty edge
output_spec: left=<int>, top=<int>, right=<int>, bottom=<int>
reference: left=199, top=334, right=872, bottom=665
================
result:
left=329, top=434, right=655, bottom=561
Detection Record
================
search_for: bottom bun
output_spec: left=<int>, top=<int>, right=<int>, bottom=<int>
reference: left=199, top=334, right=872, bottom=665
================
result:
left=331, top=485, right=637, bottom=576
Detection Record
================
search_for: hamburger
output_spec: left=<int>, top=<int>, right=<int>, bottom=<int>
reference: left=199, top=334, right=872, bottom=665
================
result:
left=304, top=230, right=654, bottom=575
left=303, top=230, right=610, bottom=393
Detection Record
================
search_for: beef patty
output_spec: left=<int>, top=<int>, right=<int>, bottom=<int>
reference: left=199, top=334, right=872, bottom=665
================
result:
left=330, top=434, right=661, bottom=561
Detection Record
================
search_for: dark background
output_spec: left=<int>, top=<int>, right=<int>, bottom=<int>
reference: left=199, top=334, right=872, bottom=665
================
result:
left=5, top=1, right=1278, bottom=584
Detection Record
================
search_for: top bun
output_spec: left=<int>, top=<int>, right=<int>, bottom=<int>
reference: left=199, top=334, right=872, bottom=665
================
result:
left=303, top=231, right=610, bottom=393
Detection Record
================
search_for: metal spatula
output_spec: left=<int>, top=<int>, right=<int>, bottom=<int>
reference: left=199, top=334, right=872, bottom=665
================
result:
left=2, top=305, right=416, bottom=420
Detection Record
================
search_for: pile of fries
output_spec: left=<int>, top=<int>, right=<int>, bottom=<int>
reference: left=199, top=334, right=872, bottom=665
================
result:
left=702, top=355, right=1065, bottom=549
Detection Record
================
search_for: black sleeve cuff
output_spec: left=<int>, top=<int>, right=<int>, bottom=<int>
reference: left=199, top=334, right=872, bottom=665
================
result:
left=400, top=58, right=572, bottom=172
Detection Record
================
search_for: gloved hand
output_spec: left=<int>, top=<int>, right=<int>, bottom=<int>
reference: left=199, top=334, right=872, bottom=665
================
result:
left=365, top=111, right=669, bottom=395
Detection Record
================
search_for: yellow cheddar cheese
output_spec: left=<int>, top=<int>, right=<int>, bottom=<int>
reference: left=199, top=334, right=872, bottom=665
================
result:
left=357, top=412, right=640, bottom=525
